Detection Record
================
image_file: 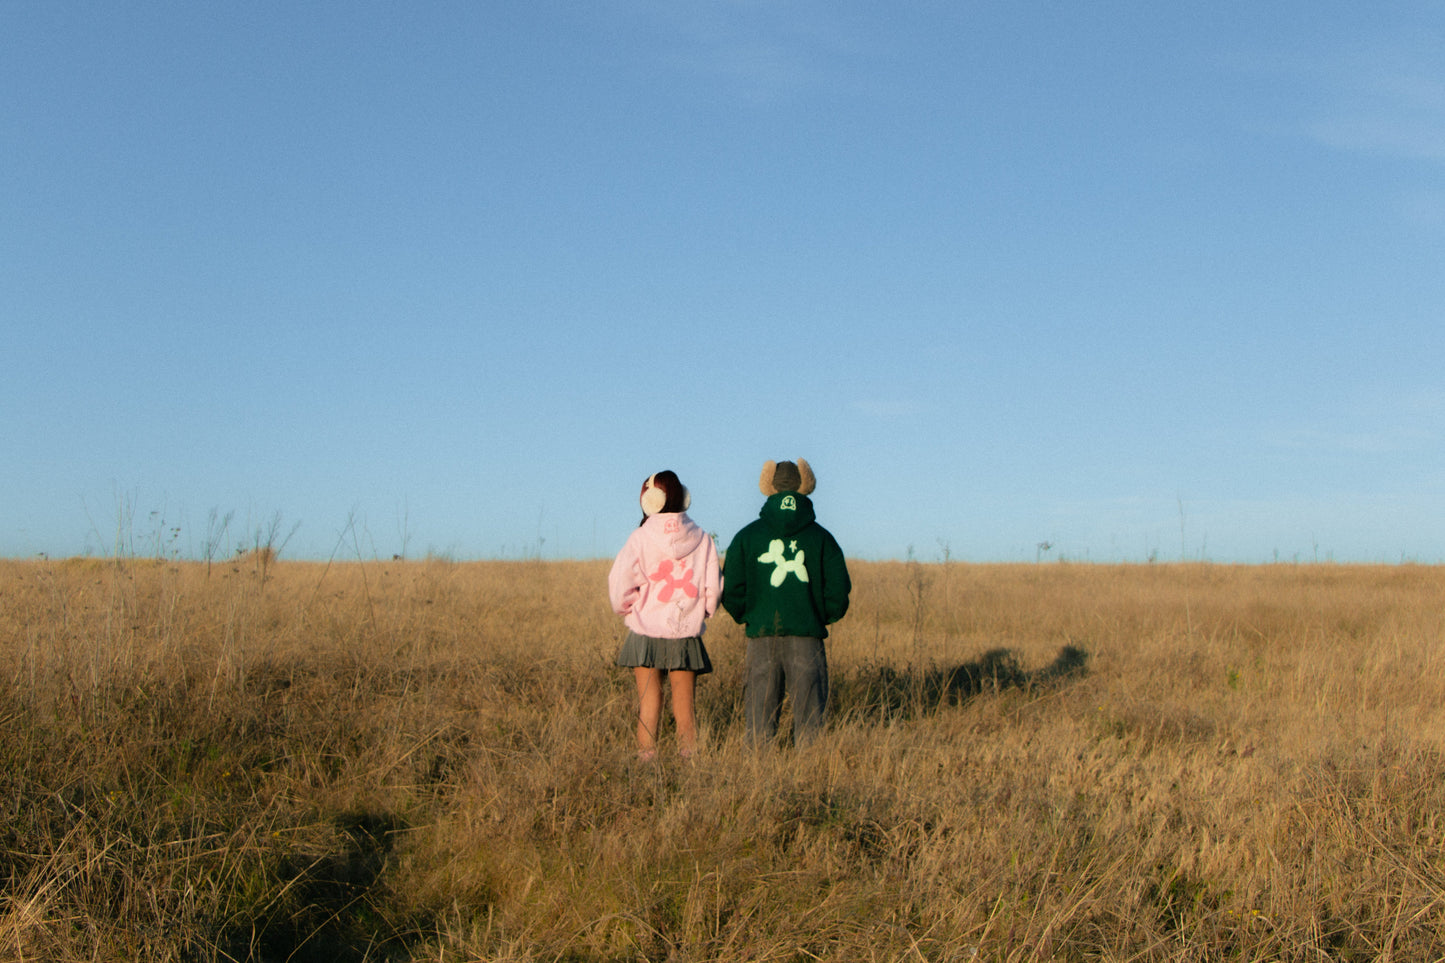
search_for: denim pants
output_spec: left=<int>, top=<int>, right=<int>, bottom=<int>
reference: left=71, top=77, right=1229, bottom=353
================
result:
left=745, top=635, right=828, bottom=745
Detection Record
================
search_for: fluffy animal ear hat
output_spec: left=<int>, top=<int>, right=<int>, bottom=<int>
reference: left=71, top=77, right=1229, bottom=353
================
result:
left=641, top=470, right=691, bottom=517
left=759, top=458, right=816, bottom=496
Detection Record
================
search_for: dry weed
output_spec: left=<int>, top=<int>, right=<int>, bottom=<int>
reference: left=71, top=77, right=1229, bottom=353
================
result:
left=1, top=558, right=1443, bottom=960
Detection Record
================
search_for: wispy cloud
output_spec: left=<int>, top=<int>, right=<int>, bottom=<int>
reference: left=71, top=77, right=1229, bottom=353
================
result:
left=1262, top=395, right=1441, bottom=456
left=1264, top=425, right=1434, bottom=456
left=1261, top=387, right=1445, bottom=459
left=697, top=39, right=821, bottom=98
left=1392, top=186, right=1445, bottom=226
left=1302, top=43, right=1445, bottom=161
left=1308, top=77, right=1445, bottom=161
left=650, top=2, right=872, bottom=101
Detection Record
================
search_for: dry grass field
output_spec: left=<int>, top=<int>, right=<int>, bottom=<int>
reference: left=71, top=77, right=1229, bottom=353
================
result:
left=3, top=555, right=1444, bottom=961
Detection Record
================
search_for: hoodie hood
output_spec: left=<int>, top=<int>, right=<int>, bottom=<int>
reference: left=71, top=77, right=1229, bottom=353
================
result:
left=639, top=511, right=706, bottom=557
left=759, top=491, right=816, bottom=537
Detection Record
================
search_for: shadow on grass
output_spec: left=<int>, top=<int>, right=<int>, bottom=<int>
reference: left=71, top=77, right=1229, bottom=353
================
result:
left=832, top=643, right=1090, bottom=723
left=221, top=810, right=421, bottom=963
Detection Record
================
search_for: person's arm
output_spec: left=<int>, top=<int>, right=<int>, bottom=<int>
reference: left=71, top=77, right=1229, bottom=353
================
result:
left=820, top=530, right=851, bottom=625
left=607, top=536, right=642, bottom=615
left=720, top=530, right=748, bottom=623
left=701, top=534, right=722, bottom=619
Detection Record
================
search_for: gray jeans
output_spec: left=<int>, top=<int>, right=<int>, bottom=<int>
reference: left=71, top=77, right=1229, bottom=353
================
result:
left=745, top=635, right=828, bottom=745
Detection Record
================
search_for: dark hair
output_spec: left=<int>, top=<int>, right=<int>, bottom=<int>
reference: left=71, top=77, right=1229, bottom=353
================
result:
left=639, top=469, right=688, bottom=526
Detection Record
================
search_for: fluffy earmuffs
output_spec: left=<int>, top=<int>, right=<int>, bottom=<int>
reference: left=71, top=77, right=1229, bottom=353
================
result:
left=759, top=458, right=816, bottom=496
left=641, top=471, right=691, bottom=516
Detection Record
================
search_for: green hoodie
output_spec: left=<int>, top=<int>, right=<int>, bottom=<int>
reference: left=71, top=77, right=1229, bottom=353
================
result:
left=721, top=492, right=851, bottom=639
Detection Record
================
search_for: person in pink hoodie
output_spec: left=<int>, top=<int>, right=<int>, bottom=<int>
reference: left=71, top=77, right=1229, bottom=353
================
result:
left=608, top=470, right=722, bottom=760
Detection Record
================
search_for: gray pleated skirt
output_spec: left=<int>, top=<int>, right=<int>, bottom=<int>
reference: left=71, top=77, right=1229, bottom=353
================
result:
left=616, top=630, right=713, bottom=675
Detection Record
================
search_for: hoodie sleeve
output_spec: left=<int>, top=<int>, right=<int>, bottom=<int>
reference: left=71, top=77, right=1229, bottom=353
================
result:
left=607, top=533, right=644, bottom=616
left=720, top=527, right=749, bottom=623
left=701, top=533, right=722, bottom=619
left=820, top=528, right=852, bottom=625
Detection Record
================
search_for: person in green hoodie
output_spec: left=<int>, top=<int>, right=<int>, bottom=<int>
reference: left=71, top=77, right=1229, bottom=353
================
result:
left=722, top=458, right=851, bottom=745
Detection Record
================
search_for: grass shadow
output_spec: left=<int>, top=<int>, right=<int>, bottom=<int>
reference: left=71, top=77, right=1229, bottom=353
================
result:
left=833, top=643, right=1090, bottom=724
left=220, top=810, right=420, bottom=963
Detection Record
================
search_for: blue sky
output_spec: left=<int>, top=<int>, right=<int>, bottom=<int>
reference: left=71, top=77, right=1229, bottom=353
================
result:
left=4, top=1, right=1443, bottom=563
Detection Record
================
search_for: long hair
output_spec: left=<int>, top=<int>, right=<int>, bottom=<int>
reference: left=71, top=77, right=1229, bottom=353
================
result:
left=639, top=470, right=689, bottom=526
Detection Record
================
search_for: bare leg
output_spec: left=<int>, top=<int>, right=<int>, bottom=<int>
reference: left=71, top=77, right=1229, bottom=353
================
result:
left=634, top=667, right=664, bottom=757
left=668, top=670, right=698, bottom=756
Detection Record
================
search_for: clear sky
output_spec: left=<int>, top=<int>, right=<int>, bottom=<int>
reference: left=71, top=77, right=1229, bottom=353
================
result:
left=4, top=2, right=1444, bottom=564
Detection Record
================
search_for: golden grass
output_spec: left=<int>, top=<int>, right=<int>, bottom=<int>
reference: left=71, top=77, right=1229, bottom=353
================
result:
left=2, top=557, right=1444, bottom=960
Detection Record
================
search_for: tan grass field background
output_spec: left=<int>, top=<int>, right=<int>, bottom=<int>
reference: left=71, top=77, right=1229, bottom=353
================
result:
left=2, top=556, right=1444, bottom=961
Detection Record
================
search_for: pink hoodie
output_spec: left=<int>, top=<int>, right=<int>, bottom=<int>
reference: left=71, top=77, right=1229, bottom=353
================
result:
left=608, top=512, right=721, bottom=639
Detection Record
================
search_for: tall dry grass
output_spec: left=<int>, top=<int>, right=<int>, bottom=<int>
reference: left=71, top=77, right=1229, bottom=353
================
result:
left=2, top=556, right=1444, bottom=960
